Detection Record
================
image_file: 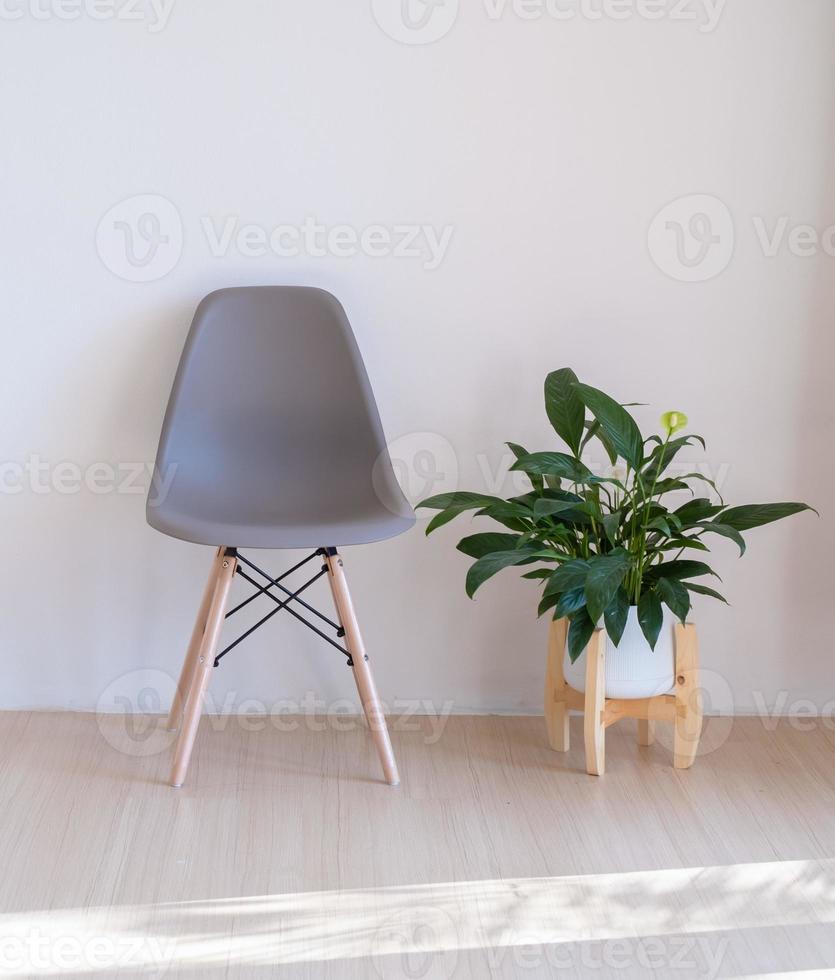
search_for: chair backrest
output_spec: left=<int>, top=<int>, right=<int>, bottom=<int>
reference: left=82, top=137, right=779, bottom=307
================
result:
left=147, top=286, right=413, bottom=545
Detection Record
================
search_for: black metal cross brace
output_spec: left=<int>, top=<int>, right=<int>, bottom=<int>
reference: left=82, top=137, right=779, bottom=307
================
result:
left=213, top=548, right=352, bottom=668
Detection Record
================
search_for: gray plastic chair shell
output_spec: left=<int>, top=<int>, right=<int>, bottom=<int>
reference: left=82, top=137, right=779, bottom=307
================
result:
left=147, top=286, right=415, bottom=549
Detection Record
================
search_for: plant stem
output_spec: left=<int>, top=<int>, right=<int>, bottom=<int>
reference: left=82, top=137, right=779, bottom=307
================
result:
left=632, top=432, right=671, bottom=602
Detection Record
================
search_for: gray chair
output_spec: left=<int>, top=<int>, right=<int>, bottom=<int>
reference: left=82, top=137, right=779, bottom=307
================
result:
left=148, top=286, right=414, bottom=788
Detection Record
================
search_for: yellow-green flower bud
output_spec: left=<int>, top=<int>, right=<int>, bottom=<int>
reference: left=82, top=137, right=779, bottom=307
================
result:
left=661, top=411, right=688, bottom=435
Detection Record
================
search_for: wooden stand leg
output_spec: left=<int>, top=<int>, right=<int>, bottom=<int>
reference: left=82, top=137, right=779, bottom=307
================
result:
left=169, top=551, right=237, bottom=788
left=583, top=630, right=606, bottom=776
left=673, top=623, right=702, bottom=770
left=637, top=719, right=655, bottom=746
left=324, top=550, right=400, bottom=786
left=166, top=547, right=223, bottom=732
left=545, top=618, right=570, bottom=752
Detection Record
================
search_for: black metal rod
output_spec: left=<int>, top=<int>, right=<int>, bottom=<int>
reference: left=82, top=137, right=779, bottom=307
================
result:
left=215, top=567, right=331, bottom=666
left=232, top=568, right=351, bottom=662
left=235, top=552, right=341, bottom=632
left=215, top=597, right=288, bottom=666
left=226, top=550, right=320, bottom=619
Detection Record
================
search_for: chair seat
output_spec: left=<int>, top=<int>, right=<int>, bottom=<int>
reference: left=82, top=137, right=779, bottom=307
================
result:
left=146, top=286, right=416, bottom=550
left=148, top=498, right=414, bottom=549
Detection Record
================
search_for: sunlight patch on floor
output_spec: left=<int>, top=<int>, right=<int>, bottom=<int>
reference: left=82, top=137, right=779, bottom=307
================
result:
left=1, top=858, right=833, bottom=976
left=741, top=972, right=835, bottom=979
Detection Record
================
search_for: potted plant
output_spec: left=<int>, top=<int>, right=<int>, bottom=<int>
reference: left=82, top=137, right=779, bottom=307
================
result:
left=418, top=368, right=815, bottom=699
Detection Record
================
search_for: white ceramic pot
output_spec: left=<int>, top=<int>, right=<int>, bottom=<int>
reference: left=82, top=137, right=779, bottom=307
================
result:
left=563, top=606, right=676, bottom=699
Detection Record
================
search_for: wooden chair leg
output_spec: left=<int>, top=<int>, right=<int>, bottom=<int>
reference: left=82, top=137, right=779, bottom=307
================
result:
left=637, top=719, right=655, bottom=746
left=170, top=551, right=238, bottom=788
left=166, top=547, right=223, bottom=732
left=545, top=618, right=570, bottom=751
left=583, top=630, right=606, bottom=776
left=324, top=550, right=400, bottom=786
left=673, top=623, right=702, bottom=770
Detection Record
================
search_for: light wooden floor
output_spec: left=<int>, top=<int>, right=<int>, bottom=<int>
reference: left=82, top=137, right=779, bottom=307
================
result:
left=1, top=712, right=834, bottom=979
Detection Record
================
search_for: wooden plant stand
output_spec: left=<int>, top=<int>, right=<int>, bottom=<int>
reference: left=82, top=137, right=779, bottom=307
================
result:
left=544, top=618, right=703, bottom=775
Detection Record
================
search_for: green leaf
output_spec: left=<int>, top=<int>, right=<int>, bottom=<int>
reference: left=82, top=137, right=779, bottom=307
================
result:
left=675, top=472, right=724, bottom=502
left=506, top=442, right=544, bottom=493
left=584, top=551, right=631, bottom=622
left=465, top=547, right=540, bottom=598
left=567, top=608, right=596, bottom=663
left=674, top=498, right=725, bottom=524
left=555, top=586, right=587, bottom=618
left=417, top=491, right=500, bottom=511
left=601, top=511, right=621, bottom=546
left=646, top=432, right=706, bottom=452
left=475, top=501, right=533, bottom=532
left=525, top=488, right=584, bottom=505
left=478, top=499, right=533, bottom=518
left=603, top=587, right=630, bottom=646
left=683, top=582, right=729, bottom=604
left=582, top=419, right=618, bottom=465
left=652, top=478, right=692, bottom=496
left=646, top=515, right=673, bottom=537
left=574, top=383, right=644, bottom=470
left=456, top=533, right=523, bottom=559
left=696, top=522, right=746, bottom=556
left=420, top=492, right=505, bottom=535
left=425, top=508, right=469, bottom=535
left=544, top=558, right=591, bottom=596
left=538, top=592, right=560, bottom=617
left=532, top=499, right=587, bottom=520
left=642, top=436, right=691, bottom=482
left=643, top=435, right=709, bottom=483
left=659, top=538, right=710, bottom=553
left=544, top=368, right=585, bottom=455
left=645, top=560, right=719, bottom=582
left=637, top=590, right=663, bottom=650
left=714, top=502, right=816, bottom=532
left=522, top=568, right=552, bottom=580
left=588, top=475, right=627, bottom=491
left=657, top=577, right=691, bottom=623
left=510, top=452, right=592, bottom=483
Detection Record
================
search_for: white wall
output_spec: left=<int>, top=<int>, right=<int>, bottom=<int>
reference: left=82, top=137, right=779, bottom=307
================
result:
left=2, top=0, right=833, bottom=717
